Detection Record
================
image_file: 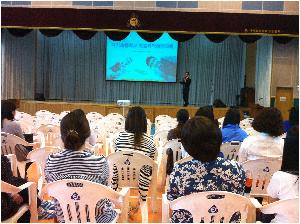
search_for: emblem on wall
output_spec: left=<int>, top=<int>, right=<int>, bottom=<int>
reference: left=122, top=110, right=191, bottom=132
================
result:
left=127, top=13, right=141, bottom=29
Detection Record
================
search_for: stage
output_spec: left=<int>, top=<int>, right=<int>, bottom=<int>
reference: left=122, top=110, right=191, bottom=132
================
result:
left=19, top=100, right=250, bottom=122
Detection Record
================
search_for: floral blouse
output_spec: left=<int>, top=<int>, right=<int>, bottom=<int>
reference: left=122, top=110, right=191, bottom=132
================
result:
left=167, top=157, right=246, bottom=223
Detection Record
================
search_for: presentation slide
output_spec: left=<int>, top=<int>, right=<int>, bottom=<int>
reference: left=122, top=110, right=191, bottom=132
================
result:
left=106, top=32, right=178, bottom=82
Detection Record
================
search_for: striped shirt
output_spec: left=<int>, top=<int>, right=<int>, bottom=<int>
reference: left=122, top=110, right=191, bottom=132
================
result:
left=114, top=131, right=156, bottom=159
left=45, top=149, right=116, bottom=223
left=113, top=131, right=156, bottom=201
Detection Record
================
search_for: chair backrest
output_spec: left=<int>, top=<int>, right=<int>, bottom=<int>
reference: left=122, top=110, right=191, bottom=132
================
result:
left=106, top=151, right=158, bottom=189
left=1, top=132, right=30, bottom=155
left=260, top=197, right=299, bottom=223
left=240, top=118, right=254, bottom=129
left=220, top=141, right=241, bottom=161
left=155, top=115, right=172, bottom=126
left=37, top=124, right=61, bottom=147
left=241, top=158, right=282, bottom=197
left=14, top=111, right=32, bottom=121
left=59, top=111, right=70, bottom=120
left=86, top=112, right=104, bottom=123
left=5, top=154, right=18, bottom=177
left=170, top=191, right=254, bottom=223
left=163, top=139, right=182, bottom=162
left=45, top=179, right=125, bottom=223
left=27, top=147, right=61, bottom=182
left=153, top=130, right=169, bottom=148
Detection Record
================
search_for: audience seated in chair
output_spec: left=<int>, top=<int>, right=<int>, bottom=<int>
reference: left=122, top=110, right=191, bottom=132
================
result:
left=239, top=107, right=284, bottom=163
left=114, top=106, right=156, bottom=202
left=1, top=100, right=31, bottom=162
left=265, top=125, right=299, bottom=223
left=114, top=106, right=156, bottom=160
left=167, top=109, right=189, bottom=141
left=221, top=108, right=248, bottom=143
left=166, top=116, right=246, bottom=223
left=44, top=109, right=117, bottom=222
left=194, top=105, right=219, bottom=127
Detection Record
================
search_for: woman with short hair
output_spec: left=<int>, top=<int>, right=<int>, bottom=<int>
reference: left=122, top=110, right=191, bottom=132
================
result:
left=167, top=109, right=189, bottom=140
left=167, top=116, right=246, bottom=223
left=238, top=107, right=284, bottom=163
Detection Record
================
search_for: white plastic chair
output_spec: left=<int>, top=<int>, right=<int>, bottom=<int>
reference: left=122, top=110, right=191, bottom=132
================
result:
left=2, top=181, right=38, bottom=223
left=1, top=132, right=33, bottom=178
left=44, top=179, right=130, bottom=223
left=240, top=118, right=254, bottom=129
left=27, top=146, right=62, bottom=195
left=155, top=115, right=172, bottom=127
left=5, top=154, right=18, bottom=177
left=241, top=158, right=282, bottom=198
left=162, top=191, right=258, bottom=223
left=218, top=117, right=224, bottom=128
left=37, top=124, right=61, bottom=147
left=147, top=119, right=152, bottom=136
left=153, top=129, right=169, bottom=148
left=86, top=112, right=104, bottom=124
left=106, top=151, right=158, bottom=223
left=158, top=139, right=182, bottom=188
left=35, top=110, right=53, bottom=125
left=260, top=197, right=299, bottom=223
left=59, top=111, right=70, bottom=120
left=14, top=111, right=32, bottom=122
left=220, top=141, right=241, bottom=161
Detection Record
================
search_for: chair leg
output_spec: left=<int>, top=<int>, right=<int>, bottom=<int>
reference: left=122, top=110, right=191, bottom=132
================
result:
left=140, top=200, right=148, bottom=223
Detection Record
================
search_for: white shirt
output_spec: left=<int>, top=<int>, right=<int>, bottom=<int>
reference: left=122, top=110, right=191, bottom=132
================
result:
left=267, top=171, right=299, bottom=223
left=238, top=133, right=284, bottom=163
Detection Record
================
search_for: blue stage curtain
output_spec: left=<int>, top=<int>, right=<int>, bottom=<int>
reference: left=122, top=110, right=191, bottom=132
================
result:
left=1, top=29, right=36, bottom=99
left=255, top=36, right=273, bottom=107
left=2, top=29, right=246, bottom=106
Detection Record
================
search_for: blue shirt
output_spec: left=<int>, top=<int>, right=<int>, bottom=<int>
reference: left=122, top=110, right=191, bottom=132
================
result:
left=221, top=124, right=248, bottom=143
left=283, top=120, right=292, bottom=133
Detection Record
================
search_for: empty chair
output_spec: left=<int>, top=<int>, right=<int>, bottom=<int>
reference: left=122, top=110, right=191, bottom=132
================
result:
left=107, top=151, right=158, bottom=223
left=86, top=111, right=104, bottom=124
left=14, top=111, right=32, bottom=122
left=220, top=141, right=241, bottom=160
left=35, top=110, right=53, bottom=124
left=2, top=181, right=38, bottom=223
left=37, top=124, right=60, bottom=147
left=1, top=132, right=33, bottom=178
left=241, top=158, right=282, bottom=198
left=44, top=179, right=130, bottom=223
left=260, top=198, right=299, bottom=223
left=155, top=115, right=172, bottom=127
left=162, top=191, right=257, bottom=223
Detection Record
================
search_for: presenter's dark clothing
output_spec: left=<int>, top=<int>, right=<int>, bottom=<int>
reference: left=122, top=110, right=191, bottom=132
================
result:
left=180, top=78, right=191, bottom=106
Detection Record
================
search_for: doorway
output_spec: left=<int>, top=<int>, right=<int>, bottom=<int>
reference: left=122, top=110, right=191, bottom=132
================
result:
left=275, top=87, right=293, bottom=120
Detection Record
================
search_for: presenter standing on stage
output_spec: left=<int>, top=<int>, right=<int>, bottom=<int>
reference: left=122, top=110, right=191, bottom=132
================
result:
left=180, top=72, right=191, bottom=107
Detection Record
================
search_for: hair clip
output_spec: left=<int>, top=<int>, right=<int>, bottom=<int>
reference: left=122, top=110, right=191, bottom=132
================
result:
left=68, top=129, right=79, bottom=135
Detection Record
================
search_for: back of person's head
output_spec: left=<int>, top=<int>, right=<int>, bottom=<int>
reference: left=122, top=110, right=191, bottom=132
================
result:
left=222, top=108, right=241, bottom=128
left=281, top=126, right=299, bottom=176
left=125, top=106, right=147, bottom=146
left=181, top=116, right=222, bottom=162
left=7, top=99, right=20, bottom=109
left=252, top=107, right=284, bottom=137
left=60, top=109, right=91, bottom=151
left=125, top=106, right=147, bottom=133
left=289, top=107, right=299, bottom=126
left=176, top=109, right=189, bottom=125
left=195, top=105, right=214, bottom=121
left=1, top=100, right=16, bottom=122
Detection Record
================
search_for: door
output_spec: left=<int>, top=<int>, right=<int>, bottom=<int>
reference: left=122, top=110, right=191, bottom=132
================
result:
left=275, top=87, right=293, bottom=120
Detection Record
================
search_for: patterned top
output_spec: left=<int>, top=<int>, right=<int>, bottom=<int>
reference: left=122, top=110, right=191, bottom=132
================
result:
left=167, top=157, right=246, bottom=223
left=45, top=149, right=116, bottom=223
left=113, top=131, right=156, bottom=201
